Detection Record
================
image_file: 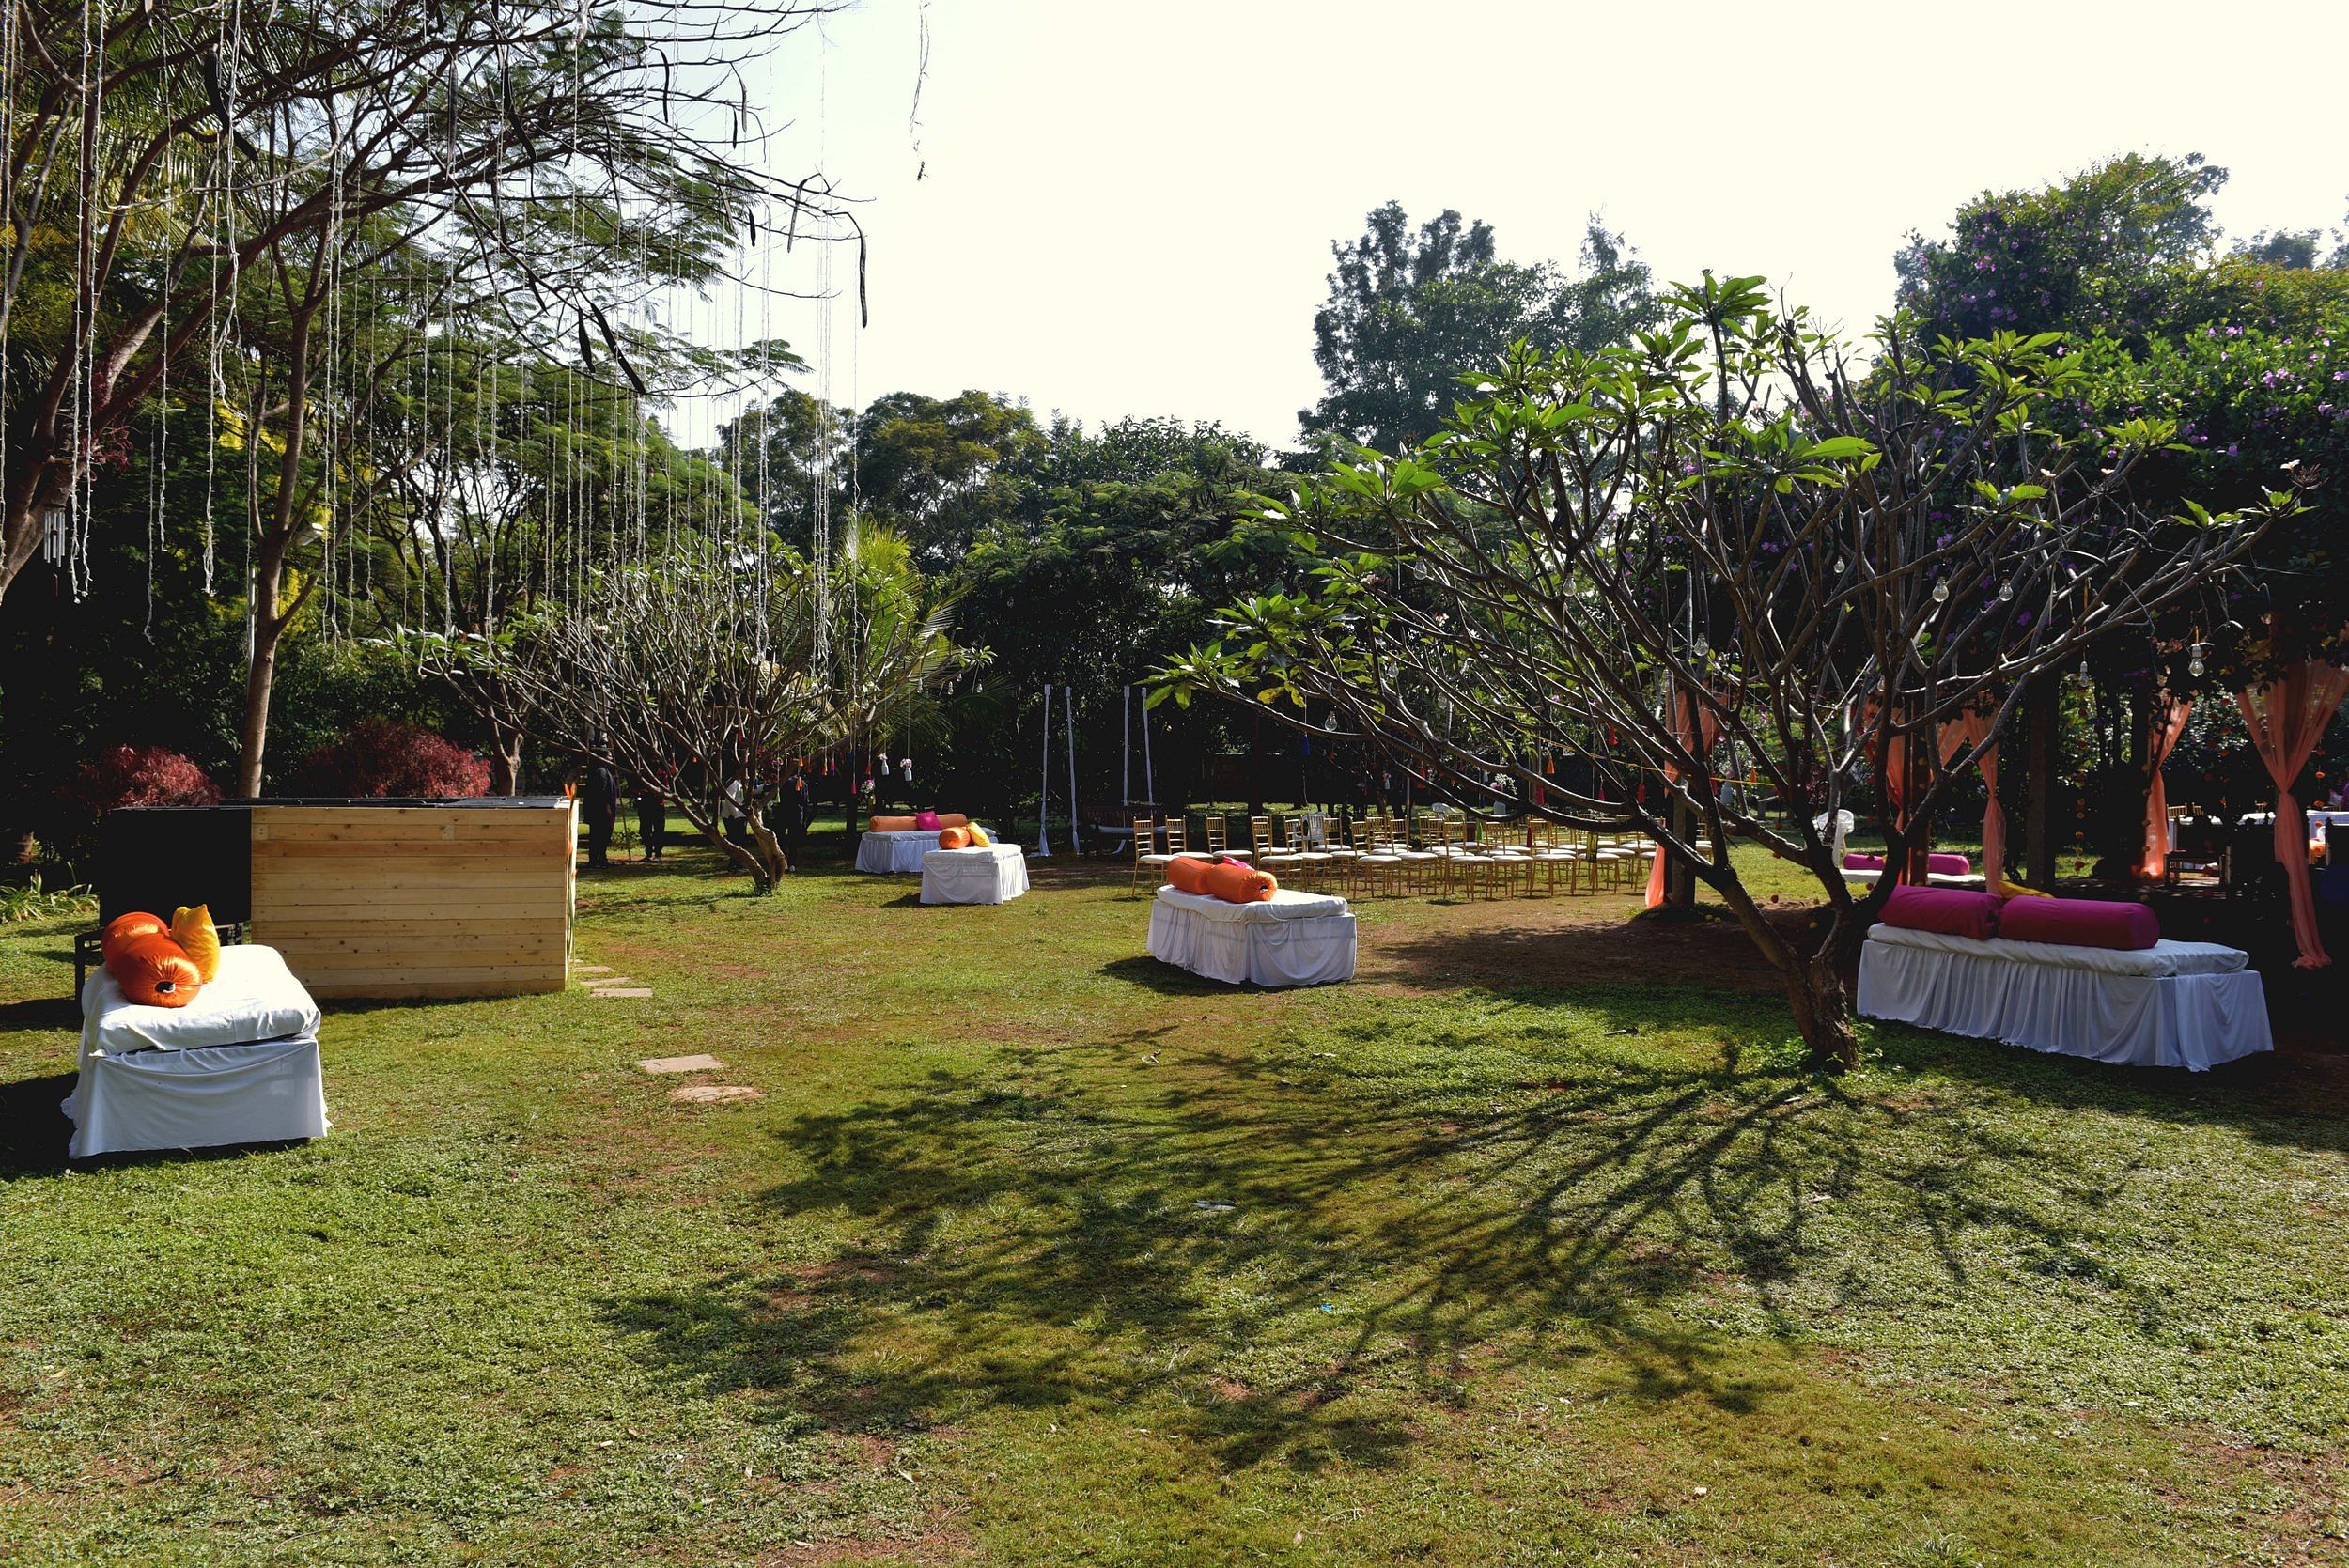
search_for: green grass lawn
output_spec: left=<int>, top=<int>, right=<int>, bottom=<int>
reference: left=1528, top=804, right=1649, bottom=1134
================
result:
left=3, top=826, right=2346, bottom=1564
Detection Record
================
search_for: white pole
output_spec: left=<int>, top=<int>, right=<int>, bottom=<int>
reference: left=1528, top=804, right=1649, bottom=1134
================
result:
left=1142, top=685, right=1156, bottom=807
left=1066, top=684, right=1081, bottom=854
left=1037, top=684, right=1052, bottom=857
left=1122, top=684, right=1131, bottom=809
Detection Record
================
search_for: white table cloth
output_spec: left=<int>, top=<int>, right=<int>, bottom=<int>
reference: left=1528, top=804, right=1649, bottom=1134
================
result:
left=1840, top=867, right=1988, bottom=890
left=1145, top=886, right=1357, bottom=988
left=1857, top=924, right=2272, bottom=1071
left=69, top=942, right=330, bottom=1157
left=66, top=1037, right=328, bottom=1158
left=921, top=845, right=1030, bottom=905
left=857, top=829, right=957, bottom=875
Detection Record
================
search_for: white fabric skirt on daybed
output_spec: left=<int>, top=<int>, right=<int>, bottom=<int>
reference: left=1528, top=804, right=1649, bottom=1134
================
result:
left=856, top=829, right=952, bottom=875
left=1856, top=924, right=2272, bottom=1071
left=921, top=844, right=1030, bottom=905
left=1841, top=867, right=1988, bottom=890
left=68, top=944, right=330, bottom=1158
left=1146, top=886, right=1357, bottom=988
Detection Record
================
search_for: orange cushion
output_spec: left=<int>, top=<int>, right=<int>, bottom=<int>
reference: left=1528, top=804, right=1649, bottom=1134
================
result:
left=1165, top=855, right=1212, bottom=894
left=870, top=815, right=917, bottom=832
left=939, top=827, right=972, bottom=850
left=935, top=814, right=970, bottom=830
left=108, top=934, right=202, bottom=1008
left=101, top=911, right=169, bottom=967
left=1201, top=862, right=1278, bottom=904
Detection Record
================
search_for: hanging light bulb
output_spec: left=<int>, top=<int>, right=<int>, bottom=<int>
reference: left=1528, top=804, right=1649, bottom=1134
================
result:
left=2189, top=644, right=2206, bottom=678
left=1932, top=580, right=1950, bottom=603
left=1998, top=581, right=2015, bottom=602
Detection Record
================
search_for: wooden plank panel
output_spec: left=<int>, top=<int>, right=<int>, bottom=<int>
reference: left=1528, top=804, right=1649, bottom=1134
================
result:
left=292, top=963, right=568, bottom=985
left=254, top=843, right=570, bottom=863
left=307, top=977, right=567, bottom=1000
left=255, top=898, right=566, bottom=920
left=272, top=937, right=568, bottom=961
left=252, top=871, right=568, bottom=894
left=257, top=917, right=569, bottom=939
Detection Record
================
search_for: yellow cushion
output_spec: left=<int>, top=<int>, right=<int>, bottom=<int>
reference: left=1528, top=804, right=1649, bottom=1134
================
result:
left=966, top=824, right=992, bottom=847
left=171, top=903, right=222, bottom=984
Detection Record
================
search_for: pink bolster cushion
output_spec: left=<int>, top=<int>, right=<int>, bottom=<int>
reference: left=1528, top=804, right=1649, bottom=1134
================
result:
left=913, top=810, right=941, bottom=831
left=1998, top=895, right=2159, bottom=952
left=1845, top=851, right=1971, bottom=876
left=1880, top=885, right=2002, bottom=940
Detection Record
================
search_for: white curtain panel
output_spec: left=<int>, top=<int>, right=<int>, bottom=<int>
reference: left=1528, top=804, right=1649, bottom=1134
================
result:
left=1145, top=887, right=1358, bottom=987
left=1858, top=925, right=2272, bottom=1071
left=920, top=846, right=1031, bottom=905
left=66, top=1036, right=329, bottom=1158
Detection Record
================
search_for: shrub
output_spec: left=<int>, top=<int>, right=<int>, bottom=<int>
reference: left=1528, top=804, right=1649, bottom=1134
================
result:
left=63, top=745, right=222, bottom=821
left=296, top=719, right=490, bottom=800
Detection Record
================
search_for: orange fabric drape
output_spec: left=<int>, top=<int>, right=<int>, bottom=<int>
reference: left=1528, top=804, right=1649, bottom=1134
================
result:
left=1645, top=689, right=1722, bottom=908
left=2137, top=696, right=2193, bottom=883
left=1937, top=709, right=2007, bottom=894
left=2237, top=661, right=2349, bottom=969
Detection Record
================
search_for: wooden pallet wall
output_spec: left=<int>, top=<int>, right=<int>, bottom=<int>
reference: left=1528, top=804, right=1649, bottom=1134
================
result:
left=248, top=805, right=575, bottom=999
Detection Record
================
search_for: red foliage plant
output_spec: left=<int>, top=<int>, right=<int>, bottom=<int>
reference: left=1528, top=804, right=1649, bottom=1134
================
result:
left=65, top=746, right=221, bottom=819
left=297, top=719, right=490, bottom=800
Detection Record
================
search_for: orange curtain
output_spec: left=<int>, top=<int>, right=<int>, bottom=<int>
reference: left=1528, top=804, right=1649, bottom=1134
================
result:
left=2236, top=661, right=2349, bottom=969
left=2137, top=696, right=2193, bottom=882
left=1937, top=709, right=2007, bottom=894
left=1645, top=689, right=1722, bottom=908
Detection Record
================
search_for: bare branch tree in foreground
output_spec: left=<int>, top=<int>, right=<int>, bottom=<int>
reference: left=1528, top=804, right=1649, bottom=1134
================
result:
left=1157, top=275, right=2295, bottom=1069
left=469, top=536, right=974, bottom=892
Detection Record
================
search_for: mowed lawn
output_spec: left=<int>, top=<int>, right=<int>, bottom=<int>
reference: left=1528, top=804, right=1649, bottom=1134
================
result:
left=3, top=830, right=2347, bottom=1565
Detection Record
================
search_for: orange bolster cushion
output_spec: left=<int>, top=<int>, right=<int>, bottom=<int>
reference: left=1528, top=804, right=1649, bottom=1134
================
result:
left=101, top=911, right=170, bottom=967
left=939, top=827, right=972, bottom=849
left=1201, top=862, right=1279, bottom=904
left=870, top=815, right=917, bottom=832
left=935, top=813, right=970, bottom=830
left=1165, top=854, right=1212, bottom=894
left=109, top=933, right=203, bottom=1008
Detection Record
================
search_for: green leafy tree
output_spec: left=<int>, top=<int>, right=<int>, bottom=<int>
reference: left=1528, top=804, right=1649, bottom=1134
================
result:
left=851, top=390, right=1047, bottom=565
left=1301, top=202, right=1657, bottom=453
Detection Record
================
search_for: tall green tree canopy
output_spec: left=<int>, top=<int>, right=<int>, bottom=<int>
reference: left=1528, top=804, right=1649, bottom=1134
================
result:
left=1301, top=202, right=1657, bottom=453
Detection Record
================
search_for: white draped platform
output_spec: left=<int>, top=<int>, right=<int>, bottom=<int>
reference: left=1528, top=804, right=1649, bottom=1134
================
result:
left=1145, top=886, right=1358, bottom=988
left=68, top=943, right=330, bottom=1158
left=1857, top=924, right=2272, bottom=1071
left=921, top=844, right=1030, bottom=905
left=858, top=829, right=970, bottom=875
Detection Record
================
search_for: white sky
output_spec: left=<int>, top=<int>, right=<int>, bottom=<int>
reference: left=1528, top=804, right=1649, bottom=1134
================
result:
left=711, top=0, right=2349, bottom=452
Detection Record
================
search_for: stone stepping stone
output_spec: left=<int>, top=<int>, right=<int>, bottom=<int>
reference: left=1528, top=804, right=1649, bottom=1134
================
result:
left=576, top=965, right=614, bottom=976
left=637, top=1053, right=725, bottom=1075
left=583, top=974, right=635, bottom=986
left=593, top=987, right=654, bottom=1000
left=669, top=1084, right=762, bottom=1106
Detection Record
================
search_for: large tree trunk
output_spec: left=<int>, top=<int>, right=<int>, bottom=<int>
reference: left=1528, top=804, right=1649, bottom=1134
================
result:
left=1718, top=877, right=1864, bottom=1071
left=488, top=722, right=525, bottom=796
left=2024, top=673, right=2059, bottom=888
left=234, top=613, right=288, bottom=798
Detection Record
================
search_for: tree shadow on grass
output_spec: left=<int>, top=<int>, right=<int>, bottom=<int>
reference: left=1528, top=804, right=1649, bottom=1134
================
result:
left=599, top=998, right=2174, bottom=1476
left=1096, top=955, right=1250, bottom=998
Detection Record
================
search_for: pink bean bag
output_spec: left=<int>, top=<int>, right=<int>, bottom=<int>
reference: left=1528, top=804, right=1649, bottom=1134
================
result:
left=1999, top=896, right=2159, bottom=952
left=1844, top=851, right=1972, bottom=876
left=1880, top=885, right=2002, bottom=940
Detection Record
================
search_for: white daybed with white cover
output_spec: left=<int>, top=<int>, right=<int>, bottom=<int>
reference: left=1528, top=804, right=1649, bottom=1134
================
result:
left=921, top=844, right=1030, bottom=905
left=1857, top=923, right=2272, bottom=1071
left=67, top=943, right=330, bottom=1158
left=1145, top=886, right=1357, bottom=988
left=855, top=829, right=951, bottom=875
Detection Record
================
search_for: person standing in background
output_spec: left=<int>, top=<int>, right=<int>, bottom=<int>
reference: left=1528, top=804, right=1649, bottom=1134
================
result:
left=583, top=759, right=620, bottom=868
left=632, top=771, right=667, bottom=862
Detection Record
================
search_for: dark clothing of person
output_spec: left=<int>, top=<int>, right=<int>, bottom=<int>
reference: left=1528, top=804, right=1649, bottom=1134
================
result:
left=633, top=791, right=666, bottom=862
left=583, top=764, right=620, bottom=868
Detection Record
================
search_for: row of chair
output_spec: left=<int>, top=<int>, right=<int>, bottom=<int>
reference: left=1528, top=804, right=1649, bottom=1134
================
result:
left=1130, top=813, right=1661, bottom=898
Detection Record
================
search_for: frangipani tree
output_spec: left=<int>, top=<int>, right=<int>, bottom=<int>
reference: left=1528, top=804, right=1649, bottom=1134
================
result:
left=1155, top=275, right=2293, bottom=1068
left=474, top=529, right=976, bottom=892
